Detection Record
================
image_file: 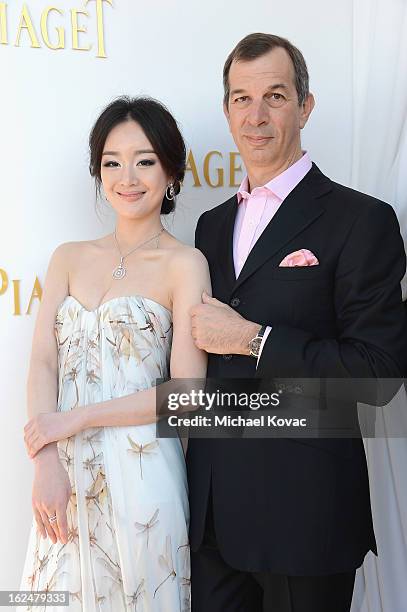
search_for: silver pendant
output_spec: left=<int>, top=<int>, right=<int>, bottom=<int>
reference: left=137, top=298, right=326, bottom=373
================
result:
left=112, top=258, right=126, bottom=280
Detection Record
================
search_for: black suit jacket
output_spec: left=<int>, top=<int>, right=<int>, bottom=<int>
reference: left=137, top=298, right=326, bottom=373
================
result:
left=186, top=163, right=407, bottom=575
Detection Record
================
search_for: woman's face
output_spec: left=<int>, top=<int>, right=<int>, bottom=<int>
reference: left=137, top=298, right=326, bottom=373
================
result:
left=100, top=120, right=170, bottom=220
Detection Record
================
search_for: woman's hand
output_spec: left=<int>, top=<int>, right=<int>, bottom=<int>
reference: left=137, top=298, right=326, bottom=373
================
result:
left=24, top=410, right=84, bottom=458
left=32, top=445, right=72, bottom=545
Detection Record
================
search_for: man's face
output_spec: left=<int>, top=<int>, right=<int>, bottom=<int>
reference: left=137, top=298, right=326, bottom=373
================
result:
left=224, top=47, right=314, bottom=173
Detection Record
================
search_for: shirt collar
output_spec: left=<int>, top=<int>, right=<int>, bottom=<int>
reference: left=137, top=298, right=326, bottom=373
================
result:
left=237, top=152, right=312, bottom=203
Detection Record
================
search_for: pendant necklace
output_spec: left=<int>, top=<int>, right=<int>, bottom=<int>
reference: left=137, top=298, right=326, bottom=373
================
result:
left=112, top=227, right=165, bottom=280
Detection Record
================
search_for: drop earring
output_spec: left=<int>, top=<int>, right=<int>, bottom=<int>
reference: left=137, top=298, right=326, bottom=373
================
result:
left=166, top=183, right=175, bottom=201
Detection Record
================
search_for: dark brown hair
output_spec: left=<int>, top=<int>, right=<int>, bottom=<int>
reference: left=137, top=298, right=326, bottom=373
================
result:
left=223, top=33, right=309, bottom=108
left=89, top=96, right=186, bottom=214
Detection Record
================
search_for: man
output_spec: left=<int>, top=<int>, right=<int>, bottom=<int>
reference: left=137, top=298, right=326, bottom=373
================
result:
left=188, top=33, right=406, bottom=612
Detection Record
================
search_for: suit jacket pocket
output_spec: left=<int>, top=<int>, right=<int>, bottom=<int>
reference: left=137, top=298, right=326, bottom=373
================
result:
left=270, top=266, right=326, bottom=280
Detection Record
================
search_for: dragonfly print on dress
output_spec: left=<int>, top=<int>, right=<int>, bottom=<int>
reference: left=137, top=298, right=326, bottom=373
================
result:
left=20, top=295, right=190, bottom=611
left=127, top=435, right=159, bottom=480
left=135, top=508, right=160, bottom=549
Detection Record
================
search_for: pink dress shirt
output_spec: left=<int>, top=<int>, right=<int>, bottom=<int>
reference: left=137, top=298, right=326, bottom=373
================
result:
left=233, top=152, right=313, bottom=361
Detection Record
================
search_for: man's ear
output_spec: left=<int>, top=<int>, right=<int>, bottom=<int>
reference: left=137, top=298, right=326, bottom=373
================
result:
left=299, top=93, right=315, bottom=129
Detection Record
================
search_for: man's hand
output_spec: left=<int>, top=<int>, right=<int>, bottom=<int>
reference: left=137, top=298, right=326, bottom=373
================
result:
left=190, top=292, right=261, bottom=355
left=24, top=410, right=84, bottom=458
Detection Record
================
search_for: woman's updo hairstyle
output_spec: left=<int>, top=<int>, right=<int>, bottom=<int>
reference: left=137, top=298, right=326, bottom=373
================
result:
left=89, top=96, right=186, bottom=214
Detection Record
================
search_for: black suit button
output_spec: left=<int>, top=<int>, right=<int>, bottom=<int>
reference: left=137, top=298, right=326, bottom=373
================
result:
left=222, top=354, right=233, bottom=361
left=230, top=297, right=240, bottom=308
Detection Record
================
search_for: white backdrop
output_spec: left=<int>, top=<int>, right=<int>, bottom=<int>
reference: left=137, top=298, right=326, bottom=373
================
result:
left=0, top=1, right=405, bottom=610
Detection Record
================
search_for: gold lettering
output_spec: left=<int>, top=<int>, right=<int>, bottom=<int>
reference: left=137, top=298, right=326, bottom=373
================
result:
left=12, top=279, right=21, bottom=316
left=229, top=152, right=242, bottom=187
left=41, top=6, right=64, bottom=50
left=0, top=269, right=8, bottom=296
left=204, top=151, right=224, bottom=188
left=71, top=8, right=91, bottom=51
left=0, top=2, right=7, bottom=45
left=15, top=4, right=41, bottom=48
left=185, top=150, right=202, bottom=187
left=26, top=277, right=43, bottom=315
left=86, top=0, right=112, bottom=58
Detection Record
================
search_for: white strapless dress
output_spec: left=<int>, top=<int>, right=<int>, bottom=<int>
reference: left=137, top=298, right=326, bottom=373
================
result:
left=20, top=295, right=190, bottom=612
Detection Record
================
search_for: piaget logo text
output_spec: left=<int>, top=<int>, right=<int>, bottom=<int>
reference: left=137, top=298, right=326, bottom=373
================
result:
left=0, top=270, right=42, bottom=316
left=186, top=150, right=242, bottom=188
left=0, top=0, right=112, bottom=58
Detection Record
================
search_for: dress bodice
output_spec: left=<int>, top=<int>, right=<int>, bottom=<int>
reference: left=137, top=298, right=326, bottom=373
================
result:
left=55, top=295, right=173, bottom=411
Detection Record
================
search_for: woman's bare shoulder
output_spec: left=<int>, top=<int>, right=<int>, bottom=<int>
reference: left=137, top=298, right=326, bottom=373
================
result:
left=165, top=242, right=211, bottom=308
left=51, top=235, right=112, bottom=262
left=167, top=242, right=209, bottom=273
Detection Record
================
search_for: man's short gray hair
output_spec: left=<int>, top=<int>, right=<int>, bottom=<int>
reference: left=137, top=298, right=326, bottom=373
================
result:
left=223, top=33, right=310, bottom=108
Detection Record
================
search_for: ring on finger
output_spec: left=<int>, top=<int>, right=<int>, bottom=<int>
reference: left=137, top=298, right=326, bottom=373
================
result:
left=48, top=513, right=57, bottom=523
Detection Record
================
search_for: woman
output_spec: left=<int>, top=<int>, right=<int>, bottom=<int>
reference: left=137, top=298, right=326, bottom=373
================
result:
left=20, top=96, right=210, bottom=611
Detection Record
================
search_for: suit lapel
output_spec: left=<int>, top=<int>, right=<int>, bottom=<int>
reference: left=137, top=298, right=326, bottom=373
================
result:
left=216, top=195, right=238, bottom=289
left=233, top=164, right=333, bottom=292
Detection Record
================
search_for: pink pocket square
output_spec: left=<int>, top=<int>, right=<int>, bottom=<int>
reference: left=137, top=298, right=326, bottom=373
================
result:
left=279, top=249, right=319, bottom=267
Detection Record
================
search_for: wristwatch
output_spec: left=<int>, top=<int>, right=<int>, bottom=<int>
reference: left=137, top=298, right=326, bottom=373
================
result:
left=248, top=325, right=267, bottom=358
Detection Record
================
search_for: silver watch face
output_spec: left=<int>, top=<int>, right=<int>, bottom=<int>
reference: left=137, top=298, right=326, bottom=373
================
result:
left=249, top=337, right=262, bottom=356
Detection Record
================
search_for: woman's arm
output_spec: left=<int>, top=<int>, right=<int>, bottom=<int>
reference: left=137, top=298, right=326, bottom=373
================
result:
left=27, top=244, right=70, bottom=422
left=25, top=247, right=211, bottom=443
left=25, top=243, right=73, bottom=544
